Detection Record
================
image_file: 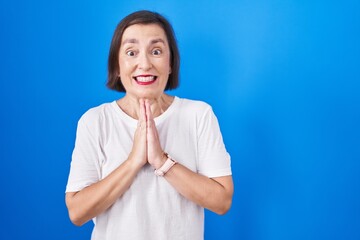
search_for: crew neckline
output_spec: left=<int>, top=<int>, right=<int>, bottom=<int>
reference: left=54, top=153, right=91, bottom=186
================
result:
left=111, top=96, right=180, bottom=127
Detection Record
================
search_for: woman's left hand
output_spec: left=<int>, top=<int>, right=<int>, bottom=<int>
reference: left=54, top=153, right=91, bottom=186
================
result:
left=145, top=99, right=166, bottom=169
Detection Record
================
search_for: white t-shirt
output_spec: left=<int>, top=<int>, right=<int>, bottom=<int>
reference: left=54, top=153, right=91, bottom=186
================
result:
left=66, top=96, right=231, bottom=240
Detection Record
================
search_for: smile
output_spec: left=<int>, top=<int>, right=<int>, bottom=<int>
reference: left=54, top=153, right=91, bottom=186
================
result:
left=134, top=75, right=157, bottom=85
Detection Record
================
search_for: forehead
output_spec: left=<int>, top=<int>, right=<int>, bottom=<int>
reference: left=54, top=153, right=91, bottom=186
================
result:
left=121, top=24, right=168, bottom=45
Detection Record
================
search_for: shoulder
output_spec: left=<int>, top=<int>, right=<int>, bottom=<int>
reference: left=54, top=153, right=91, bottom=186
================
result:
left=78, top=102, right=114, bottom=126
left=176, top=97, right=212, bottom=115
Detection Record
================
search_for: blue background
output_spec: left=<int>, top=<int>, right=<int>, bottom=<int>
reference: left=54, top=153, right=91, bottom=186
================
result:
left=1, top=0, right=359, bottom=239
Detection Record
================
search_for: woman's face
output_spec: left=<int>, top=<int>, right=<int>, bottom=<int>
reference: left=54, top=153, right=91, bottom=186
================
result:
left=118, top=23, right=171, bottom=100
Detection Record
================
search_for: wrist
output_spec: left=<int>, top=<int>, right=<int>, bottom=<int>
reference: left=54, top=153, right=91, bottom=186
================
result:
left=154, top=152, right=177, bottom=176
left=126, top=154, right=146, bottom=171
left=153, top=152, right=168, bottom=170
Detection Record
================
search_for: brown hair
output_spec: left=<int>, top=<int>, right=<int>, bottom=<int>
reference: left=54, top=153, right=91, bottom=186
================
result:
left=107, top=10, right=180, bottom=92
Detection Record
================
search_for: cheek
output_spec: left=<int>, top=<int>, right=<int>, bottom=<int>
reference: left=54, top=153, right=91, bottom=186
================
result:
left=119, top=59, right=132, bottom=75
left=158, top=58, right=171, bottom=72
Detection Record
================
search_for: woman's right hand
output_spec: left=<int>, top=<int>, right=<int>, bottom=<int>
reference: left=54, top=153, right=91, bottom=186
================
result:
left=127, top=98, right=148, bottom=169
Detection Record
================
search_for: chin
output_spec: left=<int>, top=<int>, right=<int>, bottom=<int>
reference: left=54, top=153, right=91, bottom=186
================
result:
left=135, top=90, right=164, bottom=100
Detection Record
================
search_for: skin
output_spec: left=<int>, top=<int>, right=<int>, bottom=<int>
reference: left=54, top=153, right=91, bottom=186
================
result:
left=66, top=24, right=234, bottom=226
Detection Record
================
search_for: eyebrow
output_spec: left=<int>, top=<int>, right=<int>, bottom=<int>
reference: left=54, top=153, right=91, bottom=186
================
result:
left=122, top=38, right=138, bottom=45
left=150, top=38, right=166, bottom=45
left=122, top=38, right=166, bottom=45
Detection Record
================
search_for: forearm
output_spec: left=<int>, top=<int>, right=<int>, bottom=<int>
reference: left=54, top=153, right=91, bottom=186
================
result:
left=66, top=159, right=143, bottom=226
left=164, top=163, right=233, bottom=215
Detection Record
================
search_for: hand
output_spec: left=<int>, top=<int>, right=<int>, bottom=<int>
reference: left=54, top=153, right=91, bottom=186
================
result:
left=127, top=99, right=148, bottom=169
left=145, top=99, right=166, bottom=169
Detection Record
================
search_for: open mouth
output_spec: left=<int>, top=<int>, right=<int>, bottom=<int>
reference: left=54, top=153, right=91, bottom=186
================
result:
left=133, top=75, right=157, bottom=85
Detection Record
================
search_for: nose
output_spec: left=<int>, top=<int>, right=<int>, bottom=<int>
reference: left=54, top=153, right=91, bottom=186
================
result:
left=137, top=52, right=152, bottom=71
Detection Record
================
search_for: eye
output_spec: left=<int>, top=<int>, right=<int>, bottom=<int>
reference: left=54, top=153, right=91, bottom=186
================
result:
left=152, top=49, right=162, bottom=55
left=126, top=50, right=136, bottom=57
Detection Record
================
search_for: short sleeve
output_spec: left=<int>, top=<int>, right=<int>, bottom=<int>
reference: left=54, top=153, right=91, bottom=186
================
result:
left=197, top=106, right=232, bottom=178
left=65, top=113, right=101, bottom=192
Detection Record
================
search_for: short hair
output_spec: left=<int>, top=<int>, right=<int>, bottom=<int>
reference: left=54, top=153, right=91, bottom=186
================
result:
left=107, top=10, right=180, bottom=92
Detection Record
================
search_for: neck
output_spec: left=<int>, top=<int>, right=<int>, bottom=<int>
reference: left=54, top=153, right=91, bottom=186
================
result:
left=117, top=93, right=173, bottom=119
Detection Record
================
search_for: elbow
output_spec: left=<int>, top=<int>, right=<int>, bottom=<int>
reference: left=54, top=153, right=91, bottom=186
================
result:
left=214, top=192, right=233, bottom=215
left=66, top=194, right=87, bottom=227
left=72, top=219, right=86, bottom=227
left=68, top=209, right=87, bottom=227
left=216, top=198, right=232, bottom=215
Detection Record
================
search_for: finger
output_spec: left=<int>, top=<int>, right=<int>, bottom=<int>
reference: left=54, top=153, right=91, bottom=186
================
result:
left=145, top=99, right=156, bottom=135
left=138, top=98, right=146, bottom=130
left=146, top=100, right=161, bottom=143
left=145, top=99, right=152, bottom=123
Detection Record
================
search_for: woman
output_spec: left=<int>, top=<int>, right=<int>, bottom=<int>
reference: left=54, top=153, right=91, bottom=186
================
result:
left=65, top=10, right=233, bottom=240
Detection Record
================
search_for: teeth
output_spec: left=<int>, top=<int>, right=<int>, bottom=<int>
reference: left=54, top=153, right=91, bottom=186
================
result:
left=136, top=76, right=156, bottom=82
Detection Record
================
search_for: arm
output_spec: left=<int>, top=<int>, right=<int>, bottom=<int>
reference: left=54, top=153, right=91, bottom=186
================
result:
left=164, top=164, right=233, bottom=214
left=145, top=100, right=233, bottom=214
left=66, top=100, right=148, bottom=226
left=65, top=159, right=143, bottom=226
